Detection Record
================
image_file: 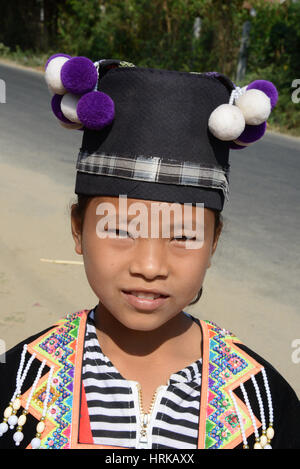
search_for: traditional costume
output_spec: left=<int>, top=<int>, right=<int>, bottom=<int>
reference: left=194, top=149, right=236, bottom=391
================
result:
left=0, top=55, right=299, bottom=449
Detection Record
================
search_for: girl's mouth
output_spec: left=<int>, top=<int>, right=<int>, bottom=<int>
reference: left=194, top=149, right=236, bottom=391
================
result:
left=121, top=291, right=169, bottom=311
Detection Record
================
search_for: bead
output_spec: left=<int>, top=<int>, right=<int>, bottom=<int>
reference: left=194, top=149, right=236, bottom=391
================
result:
left=254, top=442, right=263, bottom=449
left=0, top=422, right=8, bottom=436
left=12, top=398, right=21, bottom=410
left=266, top=426, right=275, bottom=440
left=260, top=434, right=268, bottom=447
left=18, top=414, right=27, bottom=426
left=36, top=421, right=45, bottom=434
left=31, top=437, right=41, bottom=449
left=13, top=430, right=24, bottom=446
left=3, top=406, right=13, bottom=418
left=8, top=414, right=18, bottom=429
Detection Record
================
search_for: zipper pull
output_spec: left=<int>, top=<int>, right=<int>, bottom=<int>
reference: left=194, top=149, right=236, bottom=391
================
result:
left=139, top=413, right=149, bottom=447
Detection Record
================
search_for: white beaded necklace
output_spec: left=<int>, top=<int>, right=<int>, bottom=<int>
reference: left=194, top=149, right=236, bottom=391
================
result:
left=229, top=388, right=249, bottom=449
left=240, top=381, right=262, bottom=448
left=0, top=344, right=36, bottom=437
left=229, top=368, right=275, bottom=449
left=261, top=367, right=274, bottom=447
left=0, top=343, right=55, bottom=448
left=30, top=365, right=55, bottom=449
left=12, top=359, right=47, bottom=446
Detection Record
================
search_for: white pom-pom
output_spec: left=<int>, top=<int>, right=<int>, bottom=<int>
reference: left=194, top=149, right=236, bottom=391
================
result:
left=45, top=56, right=69, bottom=95
left=60, top=93, right=82, bottom=123
left=235, top=89, right=271, bottom=125
left=208, top=104, right=245, bottom=141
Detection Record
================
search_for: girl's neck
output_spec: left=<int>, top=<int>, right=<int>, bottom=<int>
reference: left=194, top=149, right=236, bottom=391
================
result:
left=93, top=303, right=202, bottom=360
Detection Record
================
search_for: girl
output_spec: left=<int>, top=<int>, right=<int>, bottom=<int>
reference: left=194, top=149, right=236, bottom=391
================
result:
left=0, top=55, right=299, bottom=450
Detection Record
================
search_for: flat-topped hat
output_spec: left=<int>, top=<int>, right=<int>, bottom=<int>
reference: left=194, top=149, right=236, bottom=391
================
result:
left=45, top=54, right=278, bottom=211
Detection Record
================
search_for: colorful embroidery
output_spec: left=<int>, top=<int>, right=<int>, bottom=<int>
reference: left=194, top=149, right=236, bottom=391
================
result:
left=202, top=320, right=261, bottom=449
left=24, top=311, right=85, bottom=449
left=19, top=312, right=262, bottom=449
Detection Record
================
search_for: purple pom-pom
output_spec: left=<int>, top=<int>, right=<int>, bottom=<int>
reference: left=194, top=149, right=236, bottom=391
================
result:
left=77, top=91, right=115, bottom=130
left=45, top=53, right=72, bottom=71
left=237, top=121, right=267, bottom=144
left=230, top=121, right=267, bottom=150
left=51, top=94, right=73, bottom=124
left=247, top=80, right=278, bottom=110
left=61, top=56, right=98, bottom=95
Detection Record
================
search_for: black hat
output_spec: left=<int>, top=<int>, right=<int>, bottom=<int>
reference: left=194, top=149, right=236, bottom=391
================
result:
left=45, top=55, right=278, bottom=211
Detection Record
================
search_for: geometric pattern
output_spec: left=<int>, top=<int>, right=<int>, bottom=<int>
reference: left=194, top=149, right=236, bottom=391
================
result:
left=202, top=320, right=260, bottom=449
left=25, top=311, right=85, bottom=449
left=20, top=312, right=262, bottom=449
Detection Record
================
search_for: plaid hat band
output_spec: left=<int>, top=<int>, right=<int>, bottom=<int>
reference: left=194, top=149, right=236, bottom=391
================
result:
left=76, top=152, right=230, bottom=201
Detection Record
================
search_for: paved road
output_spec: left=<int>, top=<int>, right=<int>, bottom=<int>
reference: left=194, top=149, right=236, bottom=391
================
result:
left=0, top=60, right=299, bottom=395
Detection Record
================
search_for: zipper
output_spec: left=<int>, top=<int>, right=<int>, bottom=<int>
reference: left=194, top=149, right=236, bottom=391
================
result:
left=135, top=383, right=167, bottom=449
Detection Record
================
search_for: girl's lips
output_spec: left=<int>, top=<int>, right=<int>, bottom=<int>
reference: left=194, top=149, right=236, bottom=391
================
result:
left=121, top=291, right=169, bottom=311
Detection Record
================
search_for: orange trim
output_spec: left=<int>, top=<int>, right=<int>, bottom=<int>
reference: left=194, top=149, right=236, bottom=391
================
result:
left=221, top=340, right=263, bottom=449
left=198, top=320, right=209, bottom=449
left=79, top=382, right=93, bottom=444
left=21, top=327, right=60, bottom=450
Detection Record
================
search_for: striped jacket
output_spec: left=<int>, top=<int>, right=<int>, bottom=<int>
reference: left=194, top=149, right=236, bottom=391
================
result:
left=0, top=308, right=299, bottom=449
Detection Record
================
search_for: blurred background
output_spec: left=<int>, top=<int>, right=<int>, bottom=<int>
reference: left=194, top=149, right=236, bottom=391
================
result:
left=0, top=0, right=299, bottom=396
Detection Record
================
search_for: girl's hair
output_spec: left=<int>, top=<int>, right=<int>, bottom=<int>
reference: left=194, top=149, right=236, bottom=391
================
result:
left=71, top=194, right=223, bottom=307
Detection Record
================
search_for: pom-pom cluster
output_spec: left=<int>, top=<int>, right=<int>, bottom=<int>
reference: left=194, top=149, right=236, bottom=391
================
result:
left=45, top=53, right=115, bottom=131
left=208, top=79, right=278, bottom=150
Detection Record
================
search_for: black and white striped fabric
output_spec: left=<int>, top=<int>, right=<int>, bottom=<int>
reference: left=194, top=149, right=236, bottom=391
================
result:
left=82, top=309, right=202, bottom=449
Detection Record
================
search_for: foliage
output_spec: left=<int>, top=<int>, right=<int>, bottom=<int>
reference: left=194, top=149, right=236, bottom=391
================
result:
left=244, top=0, right=300, bottom=134
left=0, top=0, right=299, bottom=134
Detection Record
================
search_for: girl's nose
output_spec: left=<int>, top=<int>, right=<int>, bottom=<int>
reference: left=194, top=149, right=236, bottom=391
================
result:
left=128, top=239, right=169, bottom=279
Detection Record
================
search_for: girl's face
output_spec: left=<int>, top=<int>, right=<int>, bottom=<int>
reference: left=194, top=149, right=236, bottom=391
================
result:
left=71, top=196, right=222, bottom=332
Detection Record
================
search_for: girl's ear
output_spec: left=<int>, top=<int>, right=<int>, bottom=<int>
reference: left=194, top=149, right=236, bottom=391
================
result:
left=70, top=206, right=83, bottom=255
